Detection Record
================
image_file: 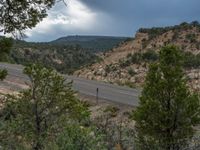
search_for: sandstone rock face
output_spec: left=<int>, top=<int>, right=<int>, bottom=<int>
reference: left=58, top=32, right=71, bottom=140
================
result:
left=74, top=24, right=200, bottom=91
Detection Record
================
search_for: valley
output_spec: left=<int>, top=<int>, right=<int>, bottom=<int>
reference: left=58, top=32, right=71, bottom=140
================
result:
left=7, top=35, right=128, bottom=74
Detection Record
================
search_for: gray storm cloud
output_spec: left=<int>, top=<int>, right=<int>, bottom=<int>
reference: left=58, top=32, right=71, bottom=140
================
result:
left=26, top=0, right=200, bottom=42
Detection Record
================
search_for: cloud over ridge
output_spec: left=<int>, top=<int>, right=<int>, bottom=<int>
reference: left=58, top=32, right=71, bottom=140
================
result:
left=25, top=0, right=200, bottom=42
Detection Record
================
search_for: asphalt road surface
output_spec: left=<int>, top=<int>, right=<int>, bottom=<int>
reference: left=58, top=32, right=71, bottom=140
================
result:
left=0, top=63, right=140, bottom=106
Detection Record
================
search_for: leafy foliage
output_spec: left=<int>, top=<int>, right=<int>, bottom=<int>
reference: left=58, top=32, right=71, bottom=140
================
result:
left=142, top=50, right=159, bottom=62
left=0, top=37, right=13, bottom=56
left=133, top=45, right=200, bottom=150
left=0, top=37, right=13, bottom=80
left=0, top=37, right=13, bottom=62
left=0, top=64, right=90, bottom=149
left=45, top=124, right=106, bottom=150
left=0, top=69, right=7, bottom=81
left=0, top=0, right=55, bottom=35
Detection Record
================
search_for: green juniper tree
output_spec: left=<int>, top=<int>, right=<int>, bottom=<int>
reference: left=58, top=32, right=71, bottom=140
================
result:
left=0, top=64, right=90, bottom=149
left=0, top=69, right=8, bottom=81
left=0, top=37, right=13, bottom=80
left=133, top=45, right=200, bottom=150
left=0, top=37, right=13, bottom=60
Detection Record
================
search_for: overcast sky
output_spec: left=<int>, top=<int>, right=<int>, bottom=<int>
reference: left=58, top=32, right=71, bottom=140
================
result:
left=25, top=0, right=200, bottom=42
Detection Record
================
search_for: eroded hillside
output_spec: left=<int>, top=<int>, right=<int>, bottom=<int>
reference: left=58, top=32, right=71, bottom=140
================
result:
left=75, top=22, right=200, bottom=91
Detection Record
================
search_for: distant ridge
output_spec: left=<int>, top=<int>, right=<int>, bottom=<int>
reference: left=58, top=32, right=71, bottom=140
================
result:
left=50, top=35, right=129, bottom=52
left=1, top=35, right=129, bottom=53
left=52, top=35, right=128, bottom=42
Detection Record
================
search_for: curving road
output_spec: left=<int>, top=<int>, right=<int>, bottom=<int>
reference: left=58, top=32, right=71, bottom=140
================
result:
left=0, top=63, right=140, bottom=106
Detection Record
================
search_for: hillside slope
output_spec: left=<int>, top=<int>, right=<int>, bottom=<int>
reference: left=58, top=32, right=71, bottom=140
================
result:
left=50, top=35, right=128, bottom=53
left=10, top=41, right=100, bottom=74
left=75, top=22, right=200, bottom=91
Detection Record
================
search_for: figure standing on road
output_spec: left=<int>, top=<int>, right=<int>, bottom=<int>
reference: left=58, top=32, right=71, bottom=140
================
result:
left=96, top=87, right=99, bottom=104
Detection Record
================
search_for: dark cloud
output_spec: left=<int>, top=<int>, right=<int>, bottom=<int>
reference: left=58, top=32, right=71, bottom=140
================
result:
left=82, top=0, right=200, bottom=25
left=26, top=0, right=200, bottom=42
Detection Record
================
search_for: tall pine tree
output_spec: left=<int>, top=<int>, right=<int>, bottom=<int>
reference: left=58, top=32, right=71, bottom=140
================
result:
left=133, top=45, right=200, bottom=150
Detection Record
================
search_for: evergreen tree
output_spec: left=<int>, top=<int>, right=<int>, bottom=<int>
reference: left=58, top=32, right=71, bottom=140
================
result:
left=0, top=64, right=90, bottom=149
left=0, top=69, right=7, bottom=81
left=133, top=45, right=200, bottom=150
left=0, top=37, right=13, bottom=80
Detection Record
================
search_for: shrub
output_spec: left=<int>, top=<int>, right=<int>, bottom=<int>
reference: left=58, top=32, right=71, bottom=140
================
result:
left=105, top=65, right=111, bottom=73
left=130, top=53, right=142, bottom=64
left=183, top=51, right=200, bottom=68
left=104, top=106, right=120, bottom=117
left=45, top=125, right=106, bottom=150
left=128, top=68, right=136, bottom=76
left=105, top=64, right=117, bottom=73
left=185, top=34, right=197, bottom=43
left=119, top=59, right=131, bottom=67
left=142, top=50, right=158, bottom=62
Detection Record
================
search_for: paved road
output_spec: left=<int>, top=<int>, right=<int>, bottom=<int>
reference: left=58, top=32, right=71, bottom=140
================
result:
left=0, top=63, right=140, bottom=106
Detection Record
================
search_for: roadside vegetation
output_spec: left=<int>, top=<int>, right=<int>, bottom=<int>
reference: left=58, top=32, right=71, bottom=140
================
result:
left=0, top=64, right=98, bottom=149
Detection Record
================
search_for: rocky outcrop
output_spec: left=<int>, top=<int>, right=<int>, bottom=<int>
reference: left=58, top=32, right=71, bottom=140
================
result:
left=75, top=22, right=200, bottom=91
